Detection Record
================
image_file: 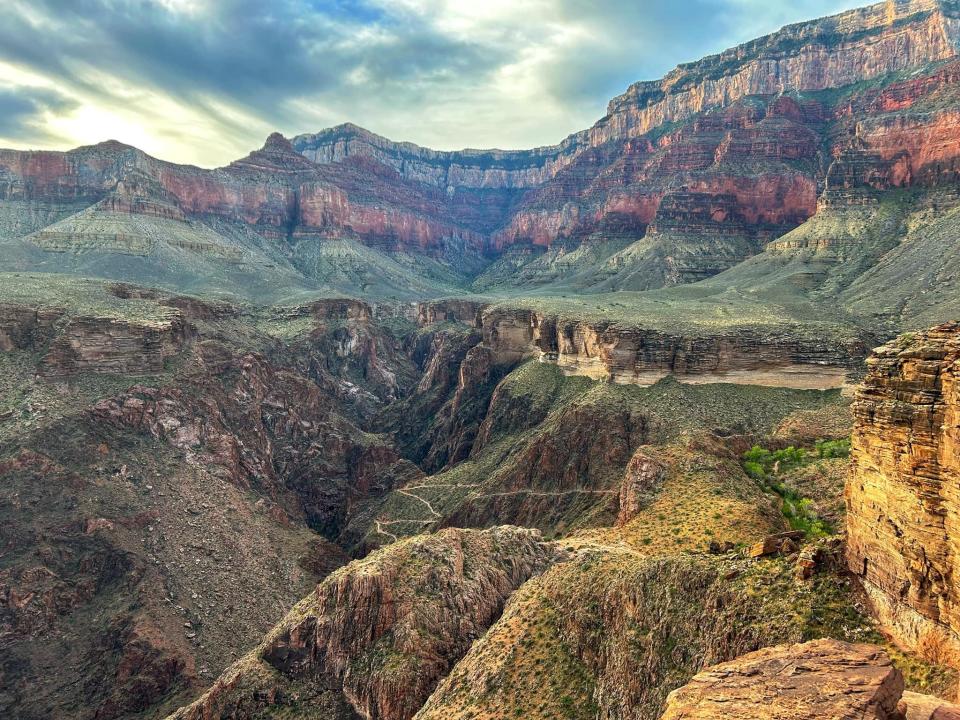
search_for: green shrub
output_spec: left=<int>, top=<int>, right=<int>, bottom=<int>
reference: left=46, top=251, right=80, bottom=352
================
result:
left=815, top=438, right=851, bottom=459
left=743, top=461, right=766, bottom=481
left=742, top=443, right=833, bottom=539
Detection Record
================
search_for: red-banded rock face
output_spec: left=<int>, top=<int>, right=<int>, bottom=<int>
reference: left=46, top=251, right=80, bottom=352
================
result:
left=847, top=323, right=960, bottom=665
left=0, top=0, right=960, bottom=298
left=3, top=1, right=960, bottom=292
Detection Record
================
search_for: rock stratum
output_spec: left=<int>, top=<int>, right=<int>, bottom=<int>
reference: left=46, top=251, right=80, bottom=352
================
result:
left=848, top=323, right=960, bottom=664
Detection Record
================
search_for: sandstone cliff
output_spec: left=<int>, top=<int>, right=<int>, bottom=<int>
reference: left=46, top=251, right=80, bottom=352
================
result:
left=847, top=322, right=960, bottom=665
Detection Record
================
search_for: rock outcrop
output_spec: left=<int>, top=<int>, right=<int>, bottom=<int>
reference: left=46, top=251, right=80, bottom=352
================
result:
left=0, top=303, right=62, bottom=351
left=41, top=313, right=186, bottom=376
left=165, top=527, right=557, bottom=720
left=480, top=306, right=865, bottom=388
left=847, top=322, right=960, bottom=665
left=658, top=639, right=905, bottom=720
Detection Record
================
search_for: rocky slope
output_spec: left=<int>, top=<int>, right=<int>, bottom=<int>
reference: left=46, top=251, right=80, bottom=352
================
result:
left=6, top=275, right=954, bottom=720
left=847, top=322, right=960, bottom=666
left=0, top=278, right=432, bottom=719
left=164, top=527, right=557, bottom=720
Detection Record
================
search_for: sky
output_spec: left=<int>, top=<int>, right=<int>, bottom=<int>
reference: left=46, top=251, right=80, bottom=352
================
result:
left=0, top=0, right=868, bottom=167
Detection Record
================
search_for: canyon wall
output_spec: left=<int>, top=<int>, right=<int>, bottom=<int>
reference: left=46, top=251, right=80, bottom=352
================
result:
left=294, top=0, right=960, bottom=189
left=4, top=0, right=960, bottom=289
left=479, top=307, right=864, bottom=389
left=847, top=322, right=960, bottom=664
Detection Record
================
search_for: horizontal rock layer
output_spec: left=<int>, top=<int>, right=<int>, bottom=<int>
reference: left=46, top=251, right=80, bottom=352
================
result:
left=847, top=322, right=960, bottom=663
left=480, top=307, right=865, bottom=388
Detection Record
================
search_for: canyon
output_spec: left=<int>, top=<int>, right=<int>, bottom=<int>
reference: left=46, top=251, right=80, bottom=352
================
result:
left=4, top=0, right=960, bottom=719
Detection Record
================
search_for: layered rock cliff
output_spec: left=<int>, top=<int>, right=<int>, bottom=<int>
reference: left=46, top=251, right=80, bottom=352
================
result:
left=479, top=305, right=865, bottom=389
left=5, top=1, right=960, bottom=300
left=847, top=322, right=960, bottom=665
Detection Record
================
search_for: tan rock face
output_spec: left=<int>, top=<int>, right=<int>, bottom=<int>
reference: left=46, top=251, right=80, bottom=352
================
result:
left=480, top=306, right=864, bottom=388
left=847, top=322, right=960, bottom=664
left=415, top=299, right=484, bottom=327
left=659, top=639, right=905, bottom=720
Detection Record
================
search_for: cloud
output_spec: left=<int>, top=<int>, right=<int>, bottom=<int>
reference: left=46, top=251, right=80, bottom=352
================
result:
left=0, top=0, right=866, bottom=165
left=0, top=86, right=77, bottom=141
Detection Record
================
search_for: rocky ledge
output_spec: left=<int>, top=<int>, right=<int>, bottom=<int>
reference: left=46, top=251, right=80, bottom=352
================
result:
left=659, top=639, right=905, bottom=720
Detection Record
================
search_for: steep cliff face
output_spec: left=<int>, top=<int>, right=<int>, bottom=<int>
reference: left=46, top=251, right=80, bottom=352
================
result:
left=603, top=0, right=960, bottom=145
left=164, top=527, right=557, bottom=720
left=41, top=314, right=186, bottom=376
left=294, top=0, right=960, bottom=191
left=847, top=322, right=960, bottom=665
left=479, top=305, right=864, bottom=389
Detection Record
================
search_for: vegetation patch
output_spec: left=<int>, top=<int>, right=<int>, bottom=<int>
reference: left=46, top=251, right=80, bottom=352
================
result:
left=741, top=441, right=850, bottom=538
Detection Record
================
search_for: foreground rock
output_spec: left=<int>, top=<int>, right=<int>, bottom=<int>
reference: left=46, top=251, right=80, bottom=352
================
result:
left=847, top=322, right=960, bottom=665
left=900, top=691, right=960, bottom=720
left=165, top=527, right=557, bottom=720
left=659, top=639, right=904, bottom=720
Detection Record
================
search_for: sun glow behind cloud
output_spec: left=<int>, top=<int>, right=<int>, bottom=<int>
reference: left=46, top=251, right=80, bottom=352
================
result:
left=0, top=0, right=867, bottom=166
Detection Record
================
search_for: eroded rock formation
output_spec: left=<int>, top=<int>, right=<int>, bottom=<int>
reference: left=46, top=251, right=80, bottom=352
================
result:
left=847, top=322, right=960, bottom=664
left=479, top=305, right=865, bottom=388
left=165, top=527, right=557, bottom=720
